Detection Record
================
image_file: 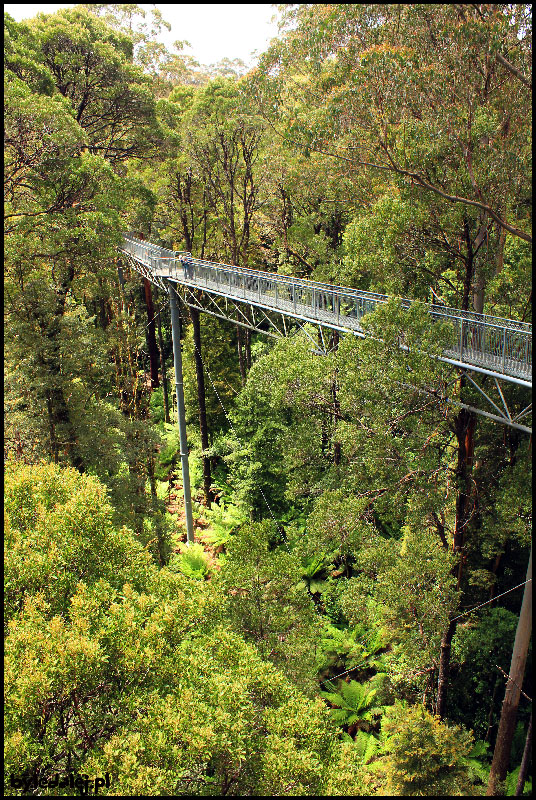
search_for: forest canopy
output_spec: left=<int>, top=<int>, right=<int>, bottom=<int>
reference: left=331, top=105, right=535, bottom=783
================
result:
left=4, top=4, right=532, bottom=797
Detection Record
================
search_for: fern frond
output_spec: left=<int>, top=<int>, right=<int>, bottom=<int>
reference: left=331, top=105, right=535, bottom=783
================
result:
left=353, top=730, right=381, bottom=763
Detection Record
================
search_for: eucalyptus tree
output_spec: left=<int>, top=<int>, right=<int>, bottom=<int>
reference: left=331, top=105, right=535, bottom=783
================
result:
left=143, top=76, right=273, bottom=503
left=33, top=7, right=163, bottom=161
left=255, top=3, right=532, bottom=310
left=4, top=7, right=165, bottom=535
left=226, top=288, right=531, bottom=737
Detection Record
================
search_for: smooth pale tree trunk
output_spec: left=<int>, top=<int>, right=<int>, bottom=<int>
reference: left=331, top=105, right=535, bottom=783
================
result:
left=487, top=547, right=532, bottom=796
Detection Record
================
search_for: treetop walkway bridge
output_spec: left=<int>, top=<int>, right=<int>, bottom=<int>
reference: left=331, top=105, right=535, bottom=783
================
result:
left=121, top=235, right=531, bottom=388
left=120, top=234, right=532, bottom=542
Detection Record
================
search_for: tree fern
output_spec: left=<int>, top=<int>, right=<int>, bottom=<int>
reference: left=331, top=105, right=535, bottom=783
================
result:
left=170, top=543, right=209, bottom=580
left=320, top=679, right=383, bottom=725
left=203, top=501, right=247, bottom=547
left=352, top=730, right=381, bottom=764
left=463, top=739, right=490, bottom=785
left=299, top=553, right=330, bottom=594
left=505, top=766, right=532, bottom=796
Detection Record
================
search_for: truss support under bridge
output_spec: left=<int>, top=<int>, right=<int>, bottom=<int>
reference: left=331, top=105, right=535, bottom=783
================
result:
left=120, top=235, right=532, bottom=437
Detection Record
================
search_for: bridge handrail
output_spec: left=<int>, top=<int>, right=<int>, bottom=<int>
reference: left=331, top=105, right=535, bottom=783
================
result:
left=189, top=258, right=533, bottom=334
left=120, top=235, right=532, bottom=384
left=121, top=236, right=532, bottom=335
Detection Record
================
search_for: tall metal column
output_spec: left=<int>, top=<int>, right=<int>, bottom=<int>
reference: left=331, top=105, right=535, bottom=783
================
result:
left=168, top=281, right=195, bottom=544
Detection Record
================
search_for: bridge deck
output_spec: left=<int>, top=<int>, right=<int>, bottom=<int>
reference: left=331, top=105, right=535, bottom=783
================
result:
left=121, top=236, right=532, bottom=388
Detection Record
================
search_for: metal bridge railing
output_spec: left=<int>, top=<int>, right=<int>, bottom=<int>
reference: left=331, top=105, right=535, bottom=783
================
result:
left=120, top=235, right=532, bottom=385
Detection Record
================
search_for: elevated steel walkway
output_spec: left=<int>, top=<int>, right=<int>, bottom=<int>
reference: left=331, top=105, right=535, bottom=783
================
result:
left=119, top=235, right=533, bottom=544
left=121, top=235, right=531, bottom=389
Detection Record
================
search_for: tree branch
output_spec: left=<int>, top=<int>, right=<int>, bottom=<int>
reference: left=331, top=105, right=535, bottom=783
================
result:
left=495, top=52, right=532, bottom=90
left=311, top=144, right=532, bottom=244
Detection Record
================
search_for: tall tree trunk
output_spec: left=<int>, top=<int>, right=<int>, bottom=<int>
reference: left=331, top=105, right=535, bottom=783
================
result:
left=484, top=679, right=501, bottom=742
left=462, top=217, right=474, bottom=312
left=190, top=304, right=213, bottom=507
left=37, top=270, right=85, bottom=473
left=136, top=232, right=160, bottom=389
left=143, top=278, right=160, bottom=389
left=437, top=618, right=457, bottom=719
left=201, top=190, right=208, bottom=259
left=332, top=379, right=342, bottom=466
left=237, top=325, right=246, bottom=386
left=45, top=384, right=85, bottom=473
left=472, top=212, right=488, bottom=314
left=487, top=547, right=532, bottom=796
left=147, top=453, right=167, bottom=566
left=245, top=327, right=252, bottom=370
left=495, top=224, right=507, bottom=278
left=331, top=331, right=342, bottom=465
left=44, top=390, right=59, bottom=464
left=317, top=329, right=330, bottom=459
left=97, top=276, right=109, bottom=329
left=436, top=395, right=476, bottom=719
left=514, top=713, right=532, bottom=797
left=156, top=300, right=170, bottom=424
left=473, top=271, right=485, bottom=314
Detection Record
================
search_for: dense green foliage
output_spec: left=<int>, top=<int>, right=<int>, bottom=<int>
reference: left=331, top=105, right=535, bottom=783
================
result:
left=4, top=4, right=531, bottom=796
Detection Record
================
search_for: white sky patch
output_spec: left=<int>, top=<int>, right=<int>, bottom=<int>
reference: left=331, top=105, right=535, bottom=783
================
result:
left=4, top=3, right=280, bottom=67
